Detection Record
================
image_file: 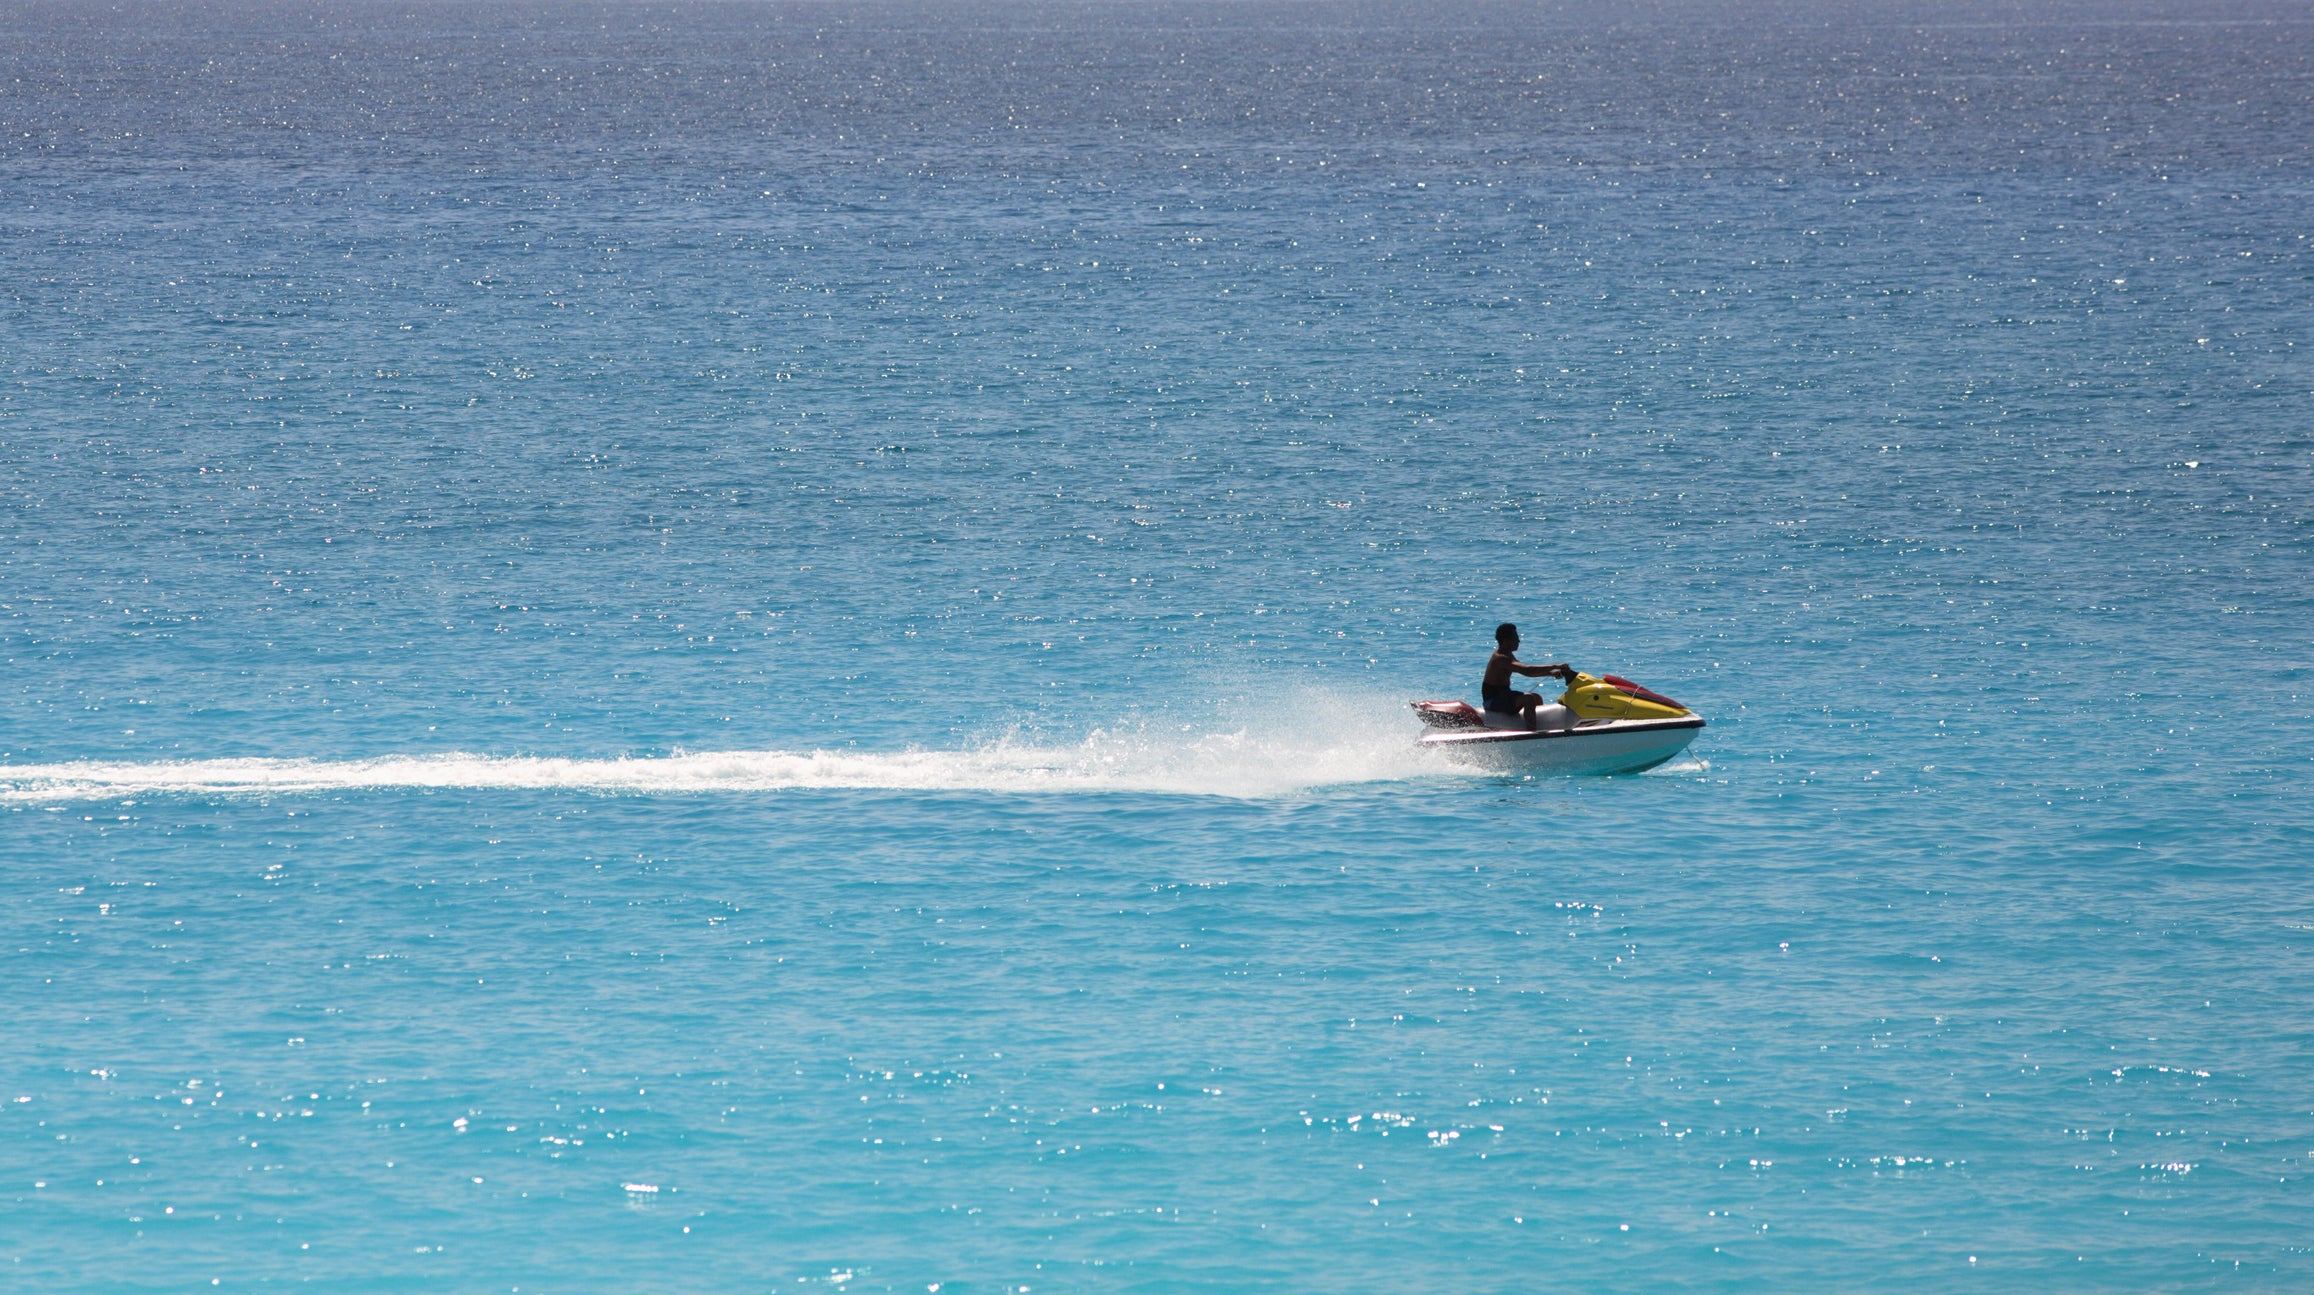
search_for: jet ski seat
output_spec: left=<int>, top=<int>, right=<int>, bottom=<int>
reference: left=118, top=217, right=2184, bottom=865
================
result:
left=1481, top=703, right=1576, bottom=732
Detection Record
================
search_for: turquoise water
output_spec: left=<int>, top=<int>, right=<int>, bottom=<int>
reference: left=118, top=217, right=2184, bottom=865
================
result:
left=4, top=1, right=2311, bottom=1288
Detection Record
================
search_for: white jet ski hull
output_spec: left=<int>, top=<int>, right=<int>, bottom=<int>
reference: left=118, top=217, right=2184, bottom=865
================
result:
left=1417, top=715, right=1705, bottom=776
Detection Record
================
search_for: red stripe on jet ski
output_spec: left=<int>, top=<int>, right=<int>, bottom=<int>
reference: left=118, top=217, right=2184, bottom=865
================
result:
left=1602, top=674, right=1684, bottom=710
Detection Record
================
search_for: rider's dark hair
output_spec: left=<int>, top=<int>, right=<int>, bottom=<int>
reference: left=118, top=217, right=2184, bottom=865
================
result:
left=1495, top=622, right=1519, bottom=647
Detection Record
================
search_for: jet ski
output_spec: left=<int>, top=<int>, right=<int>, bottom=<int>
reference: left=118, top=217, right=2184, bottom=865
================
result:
left=1410, top=672, right=1705, bottom=775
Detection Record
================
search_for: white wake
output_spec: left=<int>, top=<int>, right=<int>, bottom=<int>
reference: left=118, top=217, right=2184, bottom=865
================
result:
left=0, top=703, right=1450, bottom=804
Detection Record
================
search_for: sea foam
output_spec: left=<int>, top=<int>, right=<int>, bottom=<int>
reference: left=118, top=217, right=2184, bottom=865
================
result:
left=0, top=698, right=1453, bottom=803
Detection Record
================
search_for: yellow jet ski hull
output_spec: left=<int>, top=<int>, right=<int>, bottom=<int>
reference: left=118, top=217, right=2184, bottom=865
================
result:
left=1559, top=673, right=1692, bottom=722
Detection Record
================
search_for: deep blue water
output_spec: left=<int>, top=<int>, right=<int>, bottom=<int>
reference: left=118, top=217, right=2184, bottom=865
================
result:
left=3, top=0, right=2311, bottom=1288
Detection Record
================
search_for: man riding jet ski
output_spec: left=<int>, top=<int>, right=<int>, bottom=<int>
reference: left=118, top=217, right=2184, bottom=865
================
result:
left=1409, top=622, right=1705, bottom=775
left=1480, top=622, right=1576, bottom=726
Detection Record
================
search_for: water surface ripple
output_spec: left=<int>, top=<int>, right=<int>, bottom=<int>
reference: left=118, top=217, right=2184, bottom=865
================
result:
left=2, top=0, right=2309, bottom=1289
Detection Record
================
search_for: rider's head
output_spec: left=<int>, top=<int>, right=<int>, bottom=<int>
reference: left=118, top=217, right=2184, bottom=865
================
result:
left=1495, top=622, right=1519, bottom=650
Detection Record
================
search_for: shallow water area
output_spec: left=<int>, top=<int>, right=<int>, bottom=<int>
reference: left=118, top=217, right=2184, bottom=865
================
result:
left=3, top=0, right=2311, bottom=1289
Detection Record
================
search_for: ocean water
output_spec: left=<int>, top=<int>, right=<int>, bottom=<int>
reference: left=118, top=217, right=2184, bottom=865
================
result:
left=3, top=0, right=2310, bottom=1287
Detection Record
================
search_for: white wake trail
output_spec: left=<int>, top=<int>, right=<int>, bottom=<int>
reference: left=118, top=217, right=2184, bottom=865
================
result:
left=0, top=712, right=1448, bottom=804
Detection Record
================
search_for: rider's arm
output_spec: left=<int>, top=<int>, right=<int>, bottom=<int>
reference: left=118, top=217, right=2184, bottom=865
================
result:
left=1515, top=660, right=1572, bottom=681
